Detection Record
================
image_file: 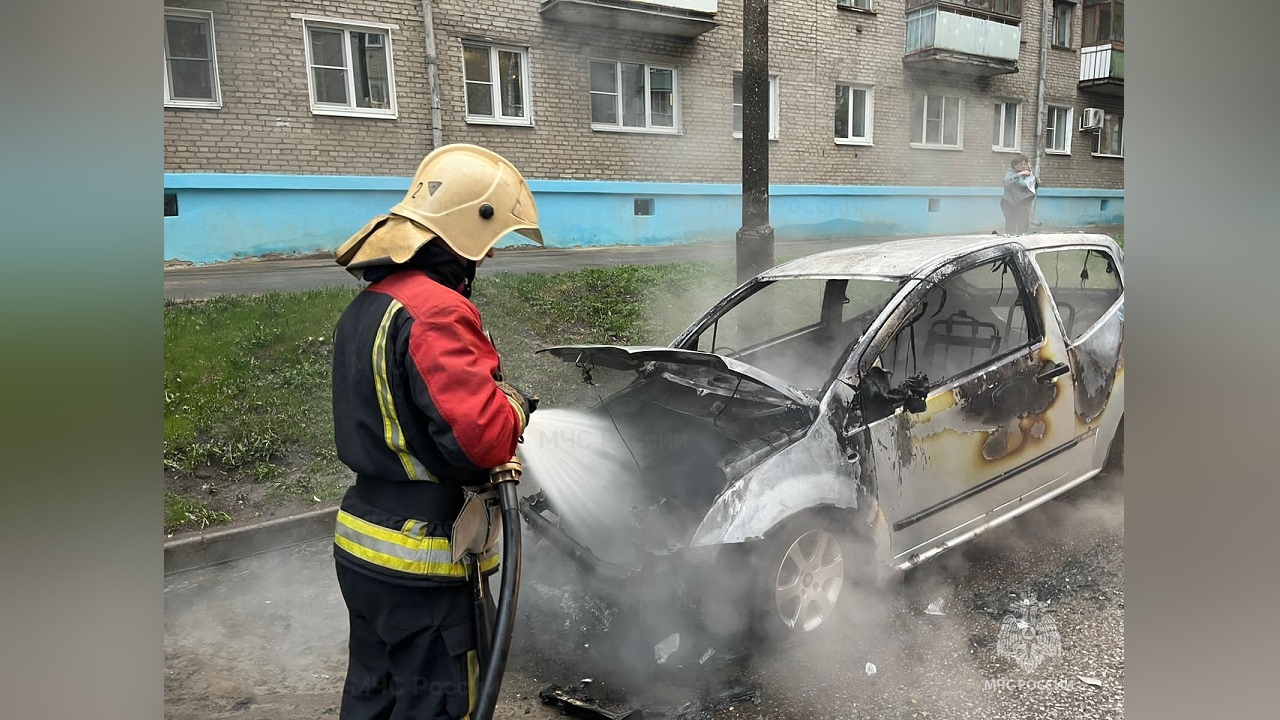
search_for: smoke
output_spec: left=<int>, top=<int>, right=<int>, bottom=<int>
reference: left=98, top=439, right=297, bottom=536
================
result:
left=164, top=541, right=349, bottom=715
left=519, top=267, right=1125, bottom=714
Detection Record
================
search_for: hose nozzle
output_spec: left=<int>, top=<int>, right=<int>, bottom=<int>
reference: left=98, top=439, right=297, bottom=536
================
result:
left=489, top=456, right=522, bottom=485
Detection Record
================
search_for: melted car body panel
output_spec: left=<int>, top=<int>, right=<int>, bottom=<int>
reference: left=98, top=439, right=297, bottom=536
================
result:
left=690, top=386, right=866, bottom=547
left=856, top=248, right=1087, bottom=564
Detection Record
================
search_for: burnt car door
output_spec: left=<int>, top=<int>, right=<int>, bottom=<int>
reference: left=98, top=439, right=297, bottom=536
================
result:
left=856, top=247, right=1082, bottom=567
left=1026, top=245, right=1125, bottom=464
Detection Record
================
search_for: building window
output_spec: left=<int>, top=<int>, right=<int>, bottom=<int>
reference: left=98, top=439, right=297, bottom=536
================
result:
left=835, top=83, right=873, bottom=145
left=1092, top=112, right=1123, bottom=157
left=463, top=42, right=531, bottom=125
left=1083, top=0, right=1123, bottom=46
left=164, top=9, right=222, bottom=109
left=1046, top=105, right=1073, bottom=154
left=910, top=94, right=963, bottom=148
left=1053, top=2, right=1074, bottom=48
left=589, top=60, right=678, bottom=133
left=733, top=74, right=780, bottom=140
left=303, top=19, right=397, bottom=118
left=992, top=101, right=1020, bottom=151
left=907, top=0, right=1021, bottom=15
left=837, top=0, right=873, bottom=10
left=987, top=0, right=1022, bottom=17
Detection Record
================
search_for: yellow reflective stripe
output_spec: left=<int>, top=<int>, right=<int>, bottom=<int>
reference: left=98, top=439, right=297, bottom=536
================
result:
left=335, top=534, right=467, bottom=577
left=339, top=510, right=447, bottom=552
left=335, top=510, right=468, bottom=577
left=467, top=649, right=479, bottom=716
left=373, top=300, right=434, bottom=482
left=479, top=545, right=501, bottom=573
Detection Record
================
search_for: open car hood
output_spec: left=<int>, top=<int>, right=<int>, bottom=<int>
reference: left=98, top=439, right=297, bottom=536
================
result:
left=538, top=344, right=816, bottom=408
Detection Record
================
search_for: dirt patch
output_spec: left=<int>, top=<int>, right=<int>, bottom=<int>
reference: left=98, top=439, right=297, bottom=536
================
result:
left=164, top=465, right=349, bottom=540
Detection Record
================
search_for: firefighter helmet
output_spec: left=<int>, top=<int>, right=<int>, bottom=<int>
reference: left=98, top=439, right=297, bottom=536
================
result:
left=336, top=144, right=543, bottom=274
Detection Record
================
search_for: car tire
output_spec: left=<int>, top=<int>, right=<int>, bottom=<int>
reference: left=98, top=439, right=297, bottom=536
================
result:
left=749, top=512, right=865, bottom=643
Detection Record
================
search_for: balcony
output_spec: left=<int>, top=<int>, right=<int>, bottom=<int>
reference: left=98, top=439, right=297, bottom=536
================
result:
left=903, top=0, right=1022, bottom=77
left=1079, top=42, right=1123, bottom=95
left=539, top=0, right=718, bottom=38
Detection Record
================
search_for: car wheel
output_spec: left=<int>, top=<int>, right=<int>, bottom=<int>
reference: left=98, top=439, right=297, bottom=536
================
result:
left=754, top=516, right=853, bottom=639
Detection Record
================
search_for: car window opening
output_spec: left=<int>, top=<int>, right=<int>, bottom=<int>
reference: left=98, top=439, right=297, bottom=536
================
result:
left=690, top=278, right=901, bottom=393
left=877, top=255, right=1039, bottom=389
left=1031, top=247, right=1122, bottom=344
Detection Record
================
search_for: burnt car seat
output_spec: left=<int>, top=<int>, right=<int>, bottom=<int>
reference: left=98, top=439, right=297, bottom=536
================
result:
left=924, top=310, right=1002, bottom=382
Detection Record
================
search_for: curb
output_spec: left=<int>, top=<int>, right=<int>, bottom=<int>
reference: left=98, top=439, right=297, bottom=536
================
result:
left=164, top=505, right=338, bottom=575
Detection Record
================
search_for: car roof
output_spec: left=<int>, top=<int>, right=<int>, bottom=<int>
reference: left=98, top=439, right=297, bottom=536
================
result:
left=759, top=232, right=1122, bottom=281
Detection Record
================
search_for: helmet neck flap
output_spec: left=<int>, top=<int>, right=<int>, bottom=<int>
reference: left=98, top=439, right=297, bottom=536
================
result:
left=363, top=240, right=477, bottom=298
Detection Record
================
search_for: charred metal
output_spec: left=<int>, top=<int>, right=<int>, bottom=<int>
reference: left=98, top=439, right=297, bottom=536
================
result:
left=523, top=232, right=1124, bottom=639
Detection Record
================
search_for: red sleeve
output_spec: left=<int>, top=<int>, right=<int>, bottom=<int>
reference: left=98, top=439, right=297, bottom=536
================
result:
left=405, top=302, right=524, bottom=471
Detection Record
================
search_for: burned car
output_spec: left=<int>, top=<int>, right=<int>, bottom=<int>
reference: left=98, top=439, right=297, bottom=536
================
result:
left=520, top=233, right=1124, bottom=643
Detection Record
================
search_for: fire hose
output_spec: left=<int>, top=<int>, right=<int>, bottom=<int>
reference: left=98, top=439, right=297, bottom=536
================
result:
left=472, top=458, right=523, bottom=720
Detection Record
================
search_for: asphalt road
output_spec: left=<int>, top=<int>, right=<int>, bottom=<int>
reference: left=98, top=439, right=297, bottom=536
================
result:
left=164, top=470, right=1124, bottom=719
left=161, top=239, right=874, bottom=302
left=162, top=226, right=1123, bottom=302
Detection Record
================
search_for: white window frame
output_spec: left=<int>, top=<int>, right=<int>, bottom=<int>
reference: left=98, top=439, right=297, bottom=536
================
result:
left=300, top=16, right=398, bottom=119
left=1091, top=112, right=1124, bottom=158
left=838, top=0, right=874, bottom=10
left=732, top=73, right=780, bottom=141
left=163, top=8, right=222, bottom=109
left=910, top=93, right=964, bottom=149
left=1045, top=104, right=1073, bottom=154
left=462, top=42, right=533, bottom=126
left=834, top=82, right=874, bottom=146
left=992, top=100, right=1021, bottom=152
left=589, top=59, right=680, bottom=135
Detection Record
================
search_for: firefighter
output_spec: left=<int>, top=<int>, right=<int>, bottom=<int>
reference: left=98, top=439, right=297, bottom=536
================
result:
left=329, top=143, right=542, bottom=720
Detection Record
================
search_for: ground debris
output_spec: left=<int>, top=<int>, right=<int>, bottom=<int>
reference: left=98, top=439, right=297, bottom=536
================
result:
left=969, top=541, right=1122, bottom=618
left=650, top=683, right=762, bottom=720
left=538, top=682, right=640, bottom=720
left=654, top=633, right=680, bottom=665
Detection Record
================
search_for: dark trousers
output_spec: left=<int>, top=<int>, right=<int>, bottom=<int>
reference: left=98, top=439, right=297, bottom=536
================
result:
left=335, top=561, right=479, bottom=720
left=1002, top=199, right=1032, bottom=234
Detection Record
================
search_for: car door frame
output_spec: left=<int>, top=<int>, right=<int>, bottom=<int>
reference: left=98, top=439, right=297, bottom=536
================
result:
left=1025, top=241, right=1126, bottom=470
left=850, top=243, right=1085, bottom=569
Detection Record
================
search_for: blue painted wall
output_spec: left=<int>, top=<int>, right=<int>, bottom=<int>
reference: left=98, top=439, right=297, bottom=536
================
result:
left=164, top=174, right=1124, bottom=265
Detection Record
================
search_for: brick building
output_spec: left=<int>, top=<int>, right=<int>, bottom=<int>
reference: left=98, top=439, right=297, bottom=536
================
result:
left=163, top=0, right=1124, bottom=263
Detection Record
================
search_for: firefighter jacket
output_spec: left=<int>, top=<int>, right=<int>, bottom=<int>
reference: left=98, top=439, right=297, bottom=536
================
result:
left=330, top=250, right=528, bottom=587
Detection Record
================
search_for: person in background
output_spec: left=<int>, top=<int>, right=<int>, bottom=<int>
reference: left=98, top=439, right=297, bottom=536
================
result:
left=1001, top=153, right=1038, bottom=234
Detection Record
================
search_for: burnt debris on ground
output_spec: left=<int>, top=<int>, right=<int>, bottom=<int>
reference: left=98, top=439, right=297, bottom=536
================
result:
left=969, top=539, right=1124, bottom=620
left=537, top=679, right=763, bottom=720
left=538, top=681, right=640, bottom=720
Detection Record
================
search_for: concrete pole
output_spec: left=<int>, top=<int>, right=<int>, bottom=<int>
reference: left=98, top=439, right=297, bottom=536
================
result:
left=1033, top=0, right=1051, bottom=178
left=421, top=0, right=444, bottom=151
left=736, top=0, right=774, bottom=285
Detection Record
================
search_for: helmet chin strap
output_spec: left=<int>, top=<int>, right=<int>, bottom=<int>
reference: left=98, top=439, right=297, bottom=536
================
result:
left=461, top=259, right=477, bottom=298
